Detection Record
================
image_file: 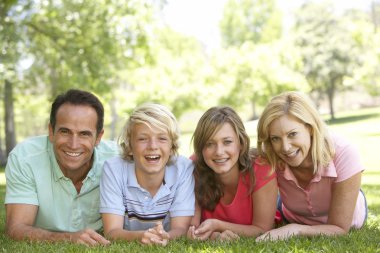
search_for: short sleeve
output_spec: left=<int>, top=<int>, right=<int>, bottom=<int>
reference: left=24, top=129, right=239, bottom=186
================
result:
left=5, top=153, right=39, bottom=205
left=333, top=135, right=364, bottom=183
left=169, top=157, right=195, bottom=217
left=253, top=159, right=276, bottom=192
left=99, top=158, right=126, bottom=215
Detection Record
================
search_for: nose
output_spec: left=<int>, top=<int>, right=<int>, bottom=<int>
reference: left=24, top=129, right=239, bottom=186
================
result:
left=68, top=135, right=80, bottom=149
left=215, top=143, right=224, bottom=156
left=281, top=138, right=291, bottom=152
left=148, top=138, right=158, bottom=149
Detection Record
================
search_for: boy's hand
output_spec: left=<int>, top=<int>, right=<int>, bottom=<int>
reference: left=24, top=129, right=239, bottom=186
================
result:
left=141, top=222, right=170, bottom=246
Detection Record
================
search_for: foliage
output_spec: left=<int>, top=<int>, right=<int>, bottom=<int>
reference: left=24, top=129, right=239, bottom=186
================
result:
left=293, top=2, right=364, bottom=119
left=22, top=0, right=157, bottom=99
left=123, top=27, right=211, bottom=118
left=216, top=41, right=307, bottom=119
left=220, top=0, right=282, bottom=47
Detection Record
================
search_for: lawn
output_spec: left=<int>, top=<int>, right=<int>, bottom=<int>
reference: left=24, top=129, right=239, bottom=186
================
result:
left=0, top=107, right=379, bottom=252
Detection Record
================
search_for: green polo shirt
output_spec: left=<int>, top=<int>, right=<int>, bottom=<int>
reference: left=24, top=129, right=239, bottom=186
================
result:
left=5, top=135, right=119, bottom=232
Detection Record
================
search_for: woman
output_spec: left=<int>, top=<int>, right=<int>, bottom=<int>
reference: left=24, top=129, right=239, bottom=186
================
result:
left=188, top=106, right=278, bottom=241
left=256, top=91, right=367, bottom=241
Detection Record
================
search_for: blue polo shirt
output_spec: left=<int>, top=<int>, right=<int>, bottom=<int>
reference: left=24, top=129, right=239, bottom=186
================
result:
left=5, top=135, right=120, bottom=232
left=100, top=155, right=195, bottom=231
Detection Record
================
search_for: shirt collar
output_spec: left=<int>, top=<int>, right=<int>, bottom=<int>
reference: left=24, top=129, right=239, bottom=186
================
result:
left=125, top=162, right=176, bottom=189
left=282, top=161, right=337, bottom=183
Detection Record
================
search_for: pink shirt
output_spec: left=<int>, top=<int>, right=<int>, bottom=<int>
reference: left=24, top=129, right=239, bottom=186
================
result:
left=201, top=159, right=276, bottom=224
left=278, top=134, right=366, bottom=228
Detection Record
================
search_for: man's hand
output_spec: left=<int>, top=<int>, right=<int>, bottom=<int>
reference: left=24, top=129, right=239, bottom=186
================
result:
left=71, top=228, right=110, bottom=246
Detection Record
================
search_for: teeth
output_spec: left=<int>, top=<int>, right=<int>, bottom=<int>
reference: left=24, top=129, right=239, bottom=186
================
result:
left=285, top=150, right=297, bottom=158
left=65, top=152, right=81, bottom=157
left=214, top=158, right=228, bottom=163
left=146, top=155, right=160, bottom=159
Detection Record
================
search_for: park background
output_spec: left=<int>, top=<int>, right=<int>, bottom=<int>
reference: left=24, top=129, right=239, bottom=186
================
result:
left=0, top=0, right=379, bottom=252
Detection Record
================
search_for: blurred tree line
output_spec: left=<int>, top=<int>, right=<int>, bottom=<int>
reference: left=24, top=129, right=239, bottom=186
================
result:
left=1, top=0, right=380, bottom=165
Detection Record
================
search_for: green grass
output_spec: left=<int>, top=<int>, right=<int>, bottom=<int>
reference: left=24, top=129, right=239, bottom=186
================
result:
left=1, top=107, right=380, bottom=252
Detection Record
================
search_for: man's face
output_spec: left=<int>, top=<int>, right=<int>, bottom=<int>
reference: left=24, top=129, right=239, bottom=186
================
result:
left=49, top=103, right=103, bottom=179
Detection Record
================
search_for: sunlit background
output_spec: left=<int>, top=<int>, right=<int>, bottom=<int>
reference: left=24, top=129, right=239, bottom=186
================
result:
left=1, top=0, right=380, bottom=160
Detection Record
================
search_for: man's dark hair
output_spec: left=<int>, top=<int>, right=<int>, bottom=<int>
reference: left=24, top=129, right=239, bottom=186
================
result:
left=50, top=89, right=104, bottom=135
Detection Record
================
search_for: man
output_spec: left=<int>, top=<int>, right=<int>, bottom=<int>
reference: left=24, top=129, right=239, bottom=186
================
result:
left=5, top=89, right=119, bottom=246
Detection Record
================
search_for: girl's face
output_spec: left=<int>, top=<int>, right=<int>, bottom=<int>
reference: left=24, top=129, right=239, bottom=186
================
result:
left=202, top=123, right=241, bottom=175
left=268, top=114, right=312, bottom=169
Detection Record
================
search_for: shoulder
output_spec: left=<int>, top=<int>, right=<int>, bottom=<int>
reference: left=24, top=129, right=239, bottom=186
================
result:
left=103, top=156, right=128, bottom=172
left=96, top=139, right=120, bottom=154
left=10, top=135, right=50, bottom=158
left=252, top=157, right=273, bottom=175
left=330, top=133, right=360, bottom=160
left=169, top=155, right=194, bottom=174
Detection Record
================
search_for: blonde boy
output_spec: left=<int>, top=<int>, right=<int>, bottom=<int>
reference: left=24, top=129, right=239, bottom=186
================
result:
left=100, top=103, right=194, bottom=246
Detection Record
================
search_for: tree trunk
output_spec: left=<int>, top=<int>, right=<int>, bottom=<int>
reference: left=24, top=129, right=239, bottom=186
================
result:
left=5, top=79, right=16, bottom=156
left=0, top=102, right=5, bottom=166
left=327, top=81, right=336, bottom=121
left=109, top=93, right=118, bottom=140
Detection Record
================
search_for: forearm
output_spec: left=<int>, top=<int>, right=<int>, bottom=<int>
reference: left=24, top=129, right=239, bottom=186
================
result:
left=215, top=220, right=266, bottom=238
left=7, top=223, right=74, bottom=242
left=168, top=227, right=187, bottom=240
left=105, top=228, right=144, bottom=241
left=299, top=224, right=347, bottom=236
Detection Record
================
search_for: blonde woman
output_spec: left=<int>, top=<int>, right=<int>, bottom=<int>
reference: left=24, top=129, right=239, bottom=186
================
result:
left=256, top=91, right=367, bottom=241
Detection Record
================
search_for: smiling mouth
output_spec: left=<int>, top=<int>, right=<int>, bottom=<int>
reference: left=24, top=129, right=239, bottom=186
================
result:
left=213, top=158, right=228, bottom=163
left=145, top=155, right=160, bottom=161
left=65, top=151, right=81, bottom=157
left=283, top=150, right=298, bottom=158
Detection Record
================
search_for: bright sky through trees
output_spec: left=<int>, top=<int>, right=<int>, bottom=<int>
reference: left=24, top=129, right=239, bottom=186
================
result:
left=162, top=0, right=373, bottom=50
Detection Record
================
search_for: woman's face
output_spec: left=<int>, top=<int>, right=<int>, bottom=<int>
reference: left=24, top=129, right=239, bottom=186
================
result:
left=202, top=123, right=241, bottom=175
left=268, top=114, right=312, bottom=169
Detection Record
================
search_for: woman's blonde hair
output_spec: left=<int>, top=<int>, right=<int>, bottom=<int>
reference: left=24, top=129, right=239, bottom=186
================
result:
left=257, top=91, right=335, bottom=174
left=119, top=103, right=180, bottom=162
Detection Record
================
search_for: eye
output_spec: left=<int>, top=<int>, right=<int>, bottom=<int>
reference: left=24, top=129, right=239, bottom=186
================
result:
left=80, top=132, right=92, bottom=137
left=270, top=136, right=279, bottom=143
left=159, top=136, right=169, bottom=141
left=224, top=140, right=233, bottom=145
left=59, top=129, right=70, bottom=134
left=288, top=132, right=297, bottom=138
left=205, top=142, right=214, bottom=148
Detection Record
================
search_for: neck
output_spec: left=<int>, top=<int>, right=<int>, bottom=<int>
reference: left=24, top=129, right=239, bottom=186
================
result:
left=218, top=165, right=240, bottom=189
left=136, top=170, right=164, bottom=197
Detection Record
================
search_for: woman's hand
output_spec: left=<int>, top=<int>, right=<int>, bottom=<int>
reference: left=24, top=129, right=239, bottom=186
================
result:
left=256, top=224, right=305, bottom=241
left=193, top=219, right=219, bottom=240
left=212, top=230, right=240, bottom=241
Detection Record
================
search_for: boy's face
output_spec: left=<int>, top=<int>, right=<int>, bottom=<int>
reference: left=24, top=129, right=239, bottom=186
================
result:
left=130, top=123, right=172, bottom=178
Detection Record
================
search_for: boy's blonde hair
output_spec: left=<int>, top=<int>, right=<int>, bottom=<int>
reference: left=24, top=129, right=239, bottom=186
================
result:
left=119, top=103, right=180, bottom=162
left=257, top=91, right=335, bottom=174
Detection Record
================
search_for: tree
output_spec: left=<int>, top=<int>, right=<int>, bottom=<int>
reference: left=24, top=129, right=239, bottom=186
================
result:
left=220, top=0, right=281, bottom=47
left=0, top=0, right=27, bottom=157
left=124, top=27, right=210, bottom=118
left=217, top=41, right=306, bottom=119
left=293, top=2, right=363, bottom=120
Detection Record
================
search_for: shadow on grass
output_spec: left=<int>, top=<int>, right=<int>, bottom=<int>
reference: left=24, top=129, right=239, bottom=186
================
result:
left=326, top=112, right=380, bottom=125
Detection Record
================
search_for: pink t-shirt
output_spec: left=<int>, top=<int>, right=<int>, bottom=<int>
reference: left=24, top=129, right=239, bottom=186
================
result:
left=201, top=159, right=276, bottom=224
left=278, top=134, right=366, bottom=228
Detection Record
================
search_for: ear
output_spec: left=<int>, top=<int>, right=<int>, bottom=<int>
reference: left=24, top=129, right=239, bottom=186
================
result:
left=95, top=129, right=104, bottom=145
left=48, top=123, right=54, bottom=142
